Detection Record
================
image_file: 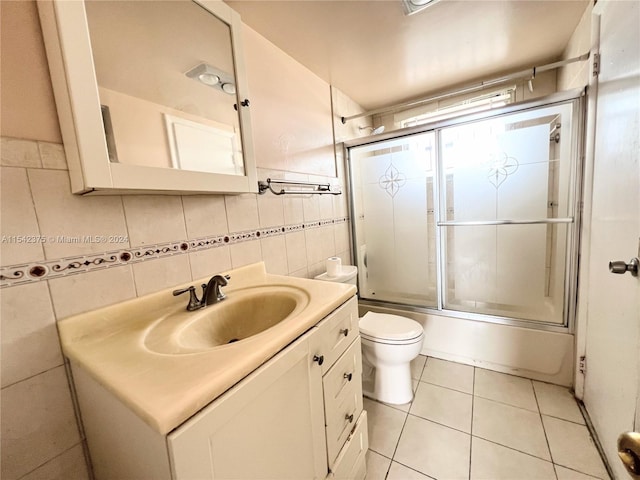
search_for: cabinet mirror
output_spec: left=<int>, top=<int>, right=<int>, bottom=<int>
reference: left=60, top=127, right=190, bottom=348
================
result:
left=38, top=0, right=257, bottom=194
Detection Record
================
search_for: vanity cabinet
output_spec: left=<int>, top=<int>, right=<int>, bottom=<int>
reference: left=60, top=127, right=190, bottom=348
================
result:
left=169, top=330, right=327, bottom=479
left=71, top=295, right=367, bottom=480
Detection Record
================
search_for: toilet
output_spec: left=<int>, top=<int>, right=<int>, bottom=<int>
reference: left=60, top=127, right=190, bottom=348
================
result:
left=315, top=265, right=425, bottom=405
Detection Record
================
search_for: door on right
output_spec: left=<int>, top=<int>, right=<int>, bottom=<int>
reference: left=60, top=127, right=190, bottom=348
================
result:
left=581, top=1, right=640, bottom=478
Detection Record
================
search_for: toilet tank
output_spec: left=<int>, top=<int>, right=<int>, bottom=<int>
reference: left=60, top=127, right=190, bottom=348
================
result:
left=314, top=266, right=358, bottom=288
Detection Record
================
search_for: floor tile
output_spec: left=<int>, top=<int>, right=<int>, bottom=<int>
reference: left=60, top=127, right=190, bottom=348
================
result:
left=470, top=437, right=556, bottom=480
left=364, top=450, right=391, bottom=480
left=473, top=397, right=550, bottom=460
left=474, top=369, right=538, bottom=411
left=387, top=461, right=433, bottom=480
left=410, top=382, right=472, bottom=433
left=394, top=415, right=470, bottom=480
left=364, top=397, right=407, bottom=458
left=410, top=355, right=427, bottom=381
left=554, top=465, right=603, bottom=480
left=542, top=416, right=608, bottom=479
left=421, top=358, right=474, bottom=394
left=533, top=382, right=585, bottom=424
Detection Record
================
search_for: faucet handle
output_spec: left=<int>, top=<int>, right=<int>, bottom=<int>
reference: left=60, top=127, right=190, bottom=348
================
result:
left=173, top=285, right=203, bottom=311
left=173, top=286, right=193, bottom=296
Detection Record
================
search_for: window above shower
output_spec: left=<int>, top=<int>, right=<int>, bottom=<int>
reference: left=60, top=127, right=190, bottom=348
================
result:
left=348, top=96, right=583, bottom=329
left=398, top=87, right=516, bottom=128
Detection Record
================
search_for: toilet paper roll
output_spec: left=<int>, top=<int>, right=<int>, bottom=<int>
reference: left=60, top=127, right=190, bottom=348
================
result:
left=326, top=257, right=342, bottom=277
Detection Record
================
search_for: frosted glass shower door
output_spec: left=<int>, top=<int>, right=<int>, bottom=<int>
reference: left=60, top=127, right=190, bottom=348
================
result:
left=439, top=103, right=577, bottom=324
left=350, top=133, right=437, bottom=307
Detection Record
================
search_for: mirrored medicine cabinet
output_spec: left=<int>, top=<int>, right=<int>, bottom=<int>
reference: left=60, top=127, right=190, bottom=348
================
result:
left=37, top=0, right=257, bottom=195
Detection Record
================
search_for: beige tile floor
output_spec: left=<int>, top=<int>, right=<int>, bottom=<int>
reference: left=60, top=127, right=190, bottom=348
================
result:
left=364, top=356, right=610, bottom=480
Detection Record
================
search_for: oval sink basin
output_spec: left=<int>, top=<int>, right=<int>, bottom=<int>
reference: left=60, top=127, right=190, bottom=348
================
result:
left=144, top=285, right=309, bottom=355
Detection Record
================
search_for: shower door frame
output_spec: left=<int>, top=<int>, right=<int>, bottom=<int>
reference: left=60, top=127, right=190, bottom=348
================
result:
left=344, top=89, right=586, bottom=334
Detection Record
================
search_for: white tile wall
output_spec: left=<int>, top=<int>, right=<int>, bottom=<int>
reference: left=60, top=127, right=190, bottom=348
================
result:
left=28, top=169, right=129, bottom=259
left=188, top=246, right=232, bottom=281
left=260, top=236, right=288, bottom=275
left=0, top=167, right=45, bottom=264
left=225, top=193, right=260, bottom=232
left=122, top=195, right=187, bottom=247
left=1, top=366, right=81, bottom=480
left=0, top=136, right=351, bottom=478
left=37, top=142, right=67, bottom=170
left=181, top=195, right=229, bottom=239
left=1, top=137, right=42, bottom=168
left=1, top=282, right=62, bottom=387
left=48, top=265, right=137, bottom=319
left=229, top=240, right=263, bottom=268
left=20, top=444, right=89, bottom=480
left=131, top=255, right=192, bottom=297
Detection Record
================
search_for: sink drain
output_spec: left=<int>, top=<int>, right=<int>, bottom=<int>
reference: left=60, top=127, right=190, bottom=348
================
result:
left=227, top=338, right=240, bottom=344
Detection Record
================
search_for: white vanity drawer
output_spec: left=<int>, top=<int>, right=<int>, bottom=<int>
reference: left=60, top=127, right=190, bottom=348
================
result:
left=324, top=375, right=363, bottom=465
left=323, top=338, right=362, bottom=418
left=327, top=410, right=368, bottom=480
left=312, top=296, right=359, bottom=375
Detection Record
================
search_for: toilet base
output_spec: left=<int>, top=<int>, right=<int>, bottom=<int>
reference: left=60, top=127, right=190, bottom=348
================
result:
left=362, top=363, right=414, bottom=405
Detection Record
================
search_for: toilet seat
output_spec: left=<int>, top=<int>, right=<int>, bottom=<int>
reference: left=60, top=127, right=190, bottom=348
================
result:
left=359, top=312, right=424, bottom=344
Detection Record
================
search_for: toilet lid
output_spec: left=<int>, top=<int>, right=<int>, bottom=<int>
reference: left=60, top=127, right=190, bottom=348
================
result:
left=359, top=312, right=424, bottom=342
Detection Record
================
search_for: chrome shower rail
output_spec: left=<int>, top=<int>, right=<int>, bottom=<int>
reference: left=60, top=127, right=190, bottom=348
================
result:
left=340, top=53, right=589, bottom=124
left=437, top=217, right=574, bottom=226
left=258, top=178, right=341, bottom=195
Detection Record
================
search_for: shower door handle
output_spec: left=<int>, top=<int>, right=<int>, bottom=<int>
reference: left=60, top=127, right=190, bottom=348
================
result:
left=609, top=258, right=639, bottom=277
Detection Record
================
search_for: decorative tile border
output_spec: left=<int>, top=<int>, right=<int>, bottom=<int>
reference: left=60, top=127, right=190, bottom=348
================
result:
left=0, top=216, right=350, bottom=288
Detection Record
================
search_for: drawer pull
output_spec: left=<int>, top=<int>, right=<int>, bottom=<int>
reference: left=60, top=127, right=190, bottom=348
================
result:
left=339, top=328, right=349, bottom=337
left=313, top=355, right=324, bottom=366
left=345, top=413, right=354, bottom=423
left=343, top=372, right=353, bottom=382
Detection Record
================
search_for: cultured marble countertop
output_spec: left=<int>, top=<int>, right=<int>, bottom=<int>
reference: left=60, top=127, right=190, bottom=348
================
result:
left=58, top=262, right=356, bottom=434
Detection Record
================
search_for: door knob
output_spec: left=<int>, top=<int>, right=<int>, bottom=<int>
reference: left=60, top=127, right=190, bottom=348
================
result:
left=609, top=258, right=639, bottom=277
left=618, top=432, right=640, bottom=478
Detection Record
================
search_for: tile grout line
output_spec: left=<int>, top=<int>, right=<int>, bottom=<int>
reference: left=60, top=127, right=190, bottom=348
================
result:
left=471, top=433, right=559, bottom=464
left=14, top=441, right=85, bottom=480
left=389, top=459, right=438, bottom=480
left=1, top=362, right=65, bottom=390
left=469, top=366, right=476, bottom=480
left=418, top=377, right=474, bottom=396
left=472, top=391, right=542, bottom=414
left=532, top=380, right=558, bottom=478
left=383, top=355, right=428, bottom=478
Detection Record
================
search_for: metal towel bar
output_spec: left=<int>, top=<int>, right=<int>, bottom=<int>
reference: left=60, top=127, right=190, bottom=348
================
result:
left=437, top=218, right=574, bottom=226
left=258, top=178, right=341, bottom=196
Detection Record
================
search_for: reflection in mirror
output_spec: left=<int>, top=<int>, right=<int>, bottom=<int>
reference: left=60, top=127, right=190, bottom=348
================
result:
left=85, top=0, right=245, bottom=176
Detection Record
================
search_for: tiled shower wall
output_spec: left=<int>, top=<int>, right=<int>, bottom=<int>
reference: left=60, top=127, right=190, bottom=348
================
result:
left=0, top=136, right=352, bottom=479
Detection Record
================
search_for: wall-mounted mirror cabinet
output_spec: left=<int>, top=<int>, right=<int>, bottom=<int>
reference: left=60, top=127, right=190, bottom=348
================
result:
left=38, top=0, right=257, bottom=195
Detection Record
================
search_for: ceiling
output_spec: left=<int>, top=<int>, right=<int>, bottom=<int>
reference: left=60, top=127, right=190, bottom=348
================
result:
left=225, top=0, right=590, bottom=111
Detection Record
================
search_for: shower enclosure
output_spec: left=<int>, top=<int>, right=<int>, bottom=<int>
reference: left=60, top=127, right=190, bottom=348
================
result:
left=348, top=96, right=583, bottom=329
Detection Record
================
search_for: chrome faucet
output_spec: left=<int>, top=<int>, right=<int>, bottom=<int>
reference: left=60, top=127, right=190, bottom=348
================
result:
left=173, top=274, right=230, bottom=311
